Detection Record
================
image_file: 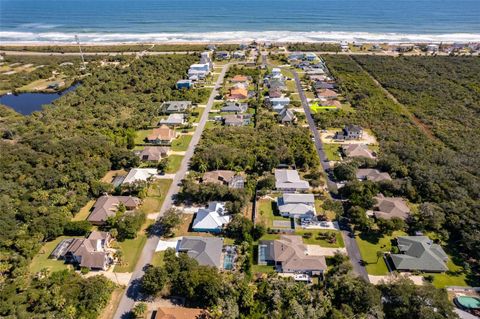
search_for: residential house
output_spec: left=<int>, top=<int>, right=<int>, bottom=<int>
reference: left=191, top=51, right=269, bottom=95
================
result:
left=278, top=107, right=296, bottom=124
left=314, top=81, right=336, bottom=90
left=160, top=101, right=192, bottom=114
left=267, top=78, right=287, bottom=91
left=390, top=236, right=448, bottom=272
left=274, top=169, right=310, bottom=192
left=176, top=79, right=193, bottom=89
left=309, top=74, right=328, bottom=82
left=137, top=146, right=169, bottom=162
left=147, top=125, right=176, bottom=144
left=200, top=51, right=213, bottom=70
left=223, top=114, right=251, bottom=127
left=426, top=44, right=439, bottom=52
left=221, top=102, right=248, bottom=113
left=215, top=51, right=230, bottom=60
left=341, top=144, right=376, bottom=159
left=155, top=307, right=204, bottom=319
left=88, top=195, right=141, bottom=225
left=159, top=113, right=186, bottom=126
left=192, top=202, right=231, bottom=233
left=288, top=52, right=305, bottom=61
left=369, top=194, right=410, bottom=220
left=306, top=68, right=326, bottom=76
left=228, top=87, right=248, bottom=100
left=53, top=231, right=113, bottom=270
left=271, top=67, right=282, bottom=78
left=317, top=89, right=338, bottom=100
left=356, top=168, right=392, bottom=182
left=231, top=75, right=250, bottom=83
left=233, top=51, right=246, bottom=59
left=269, top=97, right=290, bottom=112
left=334, top=124, right=364, bottom=140
left=178, top=236, right=224, bottom=268
left=277, top=193, right=316, bottom=219
left=305, top=52, right=318, bottom=61
left=122, top=168, right=158, bottom=185
left=258, top=235, right=327, bottom=275
left=268, top=88, right=283, bottom=98
left=202, top=170, right=245, bottom=188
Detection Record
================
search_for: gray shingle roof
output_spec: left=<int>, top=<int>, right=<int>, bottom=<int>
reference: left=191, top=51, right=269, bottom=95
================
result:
left=391, top=236, right=448, bottom=272
left=178, top=236, right=224, bottom=268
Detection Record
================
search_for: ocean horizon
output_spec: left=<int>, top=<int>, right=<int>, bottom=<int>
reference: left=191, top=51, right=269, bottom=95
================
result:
left=1, top=0, right=480, bottom=43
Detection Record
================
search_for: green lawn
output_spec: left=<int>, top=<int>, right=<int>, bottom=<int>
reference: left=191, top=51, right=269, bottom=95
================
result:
left=323, top=143, right=342, bottom=161
left=114, top=234, right=147, bottom=273
left=138, top=179, right=172, bottom=214
left=151, top=251, right=165, bottom=267
left=72, top=200, right=95, bottom=221
left=429, top=258, right=469, bottom=288
left=165, top=155, right=183, bottom=173
left=190, top=107, right=205, bottom=123
left=30, top=236, right=77, bottom=274
left=251, top=264, right=275, bottom=274
left=295, top=230, right=344, bottom=248
left=134, top=129, right=152, bottom=145
left=171, top=135, right=193, bottom=152
left=256, top=198, right=290, bottom=228
left=286, top=80, right=297, bottom=93
left=355, top=230, right=406, bottom=275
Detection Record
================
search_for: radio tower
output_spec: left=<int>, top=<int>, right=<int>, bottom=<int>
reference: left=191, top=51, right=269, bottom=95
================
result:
left=75, top=35, right=86, bottom=71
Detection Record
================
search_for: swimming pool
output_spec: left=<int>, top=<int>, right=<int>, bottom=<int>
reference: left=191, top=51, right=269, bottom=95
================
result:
left=455, top=296, right=480, bottom=310
left=223, top=253, right=235, bottom=270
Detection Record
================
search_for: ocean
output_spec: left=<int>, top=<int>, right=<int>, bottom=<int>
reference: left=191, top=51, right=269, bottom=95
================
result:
left=1, top=0, right=480, bottom=43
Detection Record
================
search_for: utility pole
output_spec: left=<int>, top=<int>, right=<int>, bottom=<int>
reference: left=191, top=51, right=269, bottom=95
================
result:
left=75, top=35, right=86, bottom=71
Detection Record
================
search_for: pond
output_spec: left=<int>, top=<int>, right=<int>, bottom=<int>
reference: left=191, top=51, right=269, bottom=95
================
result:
left=0, top=83, right=80, bottom=115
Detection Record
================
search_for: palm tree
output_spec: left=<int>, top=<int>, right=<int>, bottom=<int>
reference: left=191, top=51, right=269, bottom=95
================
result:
left=376, top=251, right=383, bottom=263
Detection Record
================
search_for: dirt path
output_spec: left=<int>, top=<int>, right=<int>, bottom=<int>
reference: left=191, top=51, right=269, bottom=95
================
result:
left=350, top=57, right=441, bottom=144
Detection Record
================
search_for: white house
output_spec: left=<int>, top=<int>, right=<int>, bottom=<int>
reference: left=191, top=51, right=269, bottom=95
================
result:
left=122, top=168, right=158, bottom=185
left=277, top=193, right=316, bottom=219
left=192, top=202, right=231, bottom=233
left=274, top=169, right=310, bottom=192
left=270, top=97, right=290, bottom=112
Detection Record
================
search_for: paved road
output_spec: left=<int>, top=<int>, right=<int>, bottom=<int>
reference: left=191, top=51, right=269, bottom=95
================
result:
left=263, top=52, right=370, bottom=282
left=113, top=62, right=233, bottom=319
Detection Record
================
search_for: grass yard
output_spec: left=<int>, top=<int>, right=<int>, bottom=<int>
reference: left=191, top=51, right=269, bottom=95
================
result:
left=72, top=200, right=95, bottom=221
left=323, top=143, right=342, bottom=161
left=151, top=251, right=166, bottom=267
left=286, top=80, right=297, bottom=93
left=165, top=155, right=183, bottom=173
left=429, top=258, right=469, bottom=288
left=314, top=198, right=336, bottom=221
left=101, top=169, right=127, bottom=183
left=295, top=230, right=344, bottom=248
left=256, top=198, right=290, bottom=228
left=134, top=129, right=152, bottom=145
left=355, top=230, right=406, bottom=275
left=30, top=236, right=77, bottom=274
left=251, top=264, right=276, bottom=274
left=114, top=233, right=147, bottom=273
left=171, top=135, right=193, bottom=152
left=190, top=107, right=205, bottom=123
left=138, top=179, right=172, bottom=214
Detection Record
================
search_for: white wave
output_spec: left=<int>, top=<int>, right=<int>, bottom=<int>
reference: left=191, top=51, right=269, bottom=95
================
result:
left=1, top=30, right=480, bottom=44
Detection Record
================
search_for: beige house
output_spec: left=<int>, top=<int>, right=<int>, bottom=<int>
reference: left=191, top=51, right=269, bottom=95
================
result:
left=147, top=125, right=176, bottom=144
left=258, top=235, right=327, bottom=275
left=369, top=194, right=410, bottom=220
left=88, top=195, right=141, bottom=225
left=342, top=144, right=376, bottom=159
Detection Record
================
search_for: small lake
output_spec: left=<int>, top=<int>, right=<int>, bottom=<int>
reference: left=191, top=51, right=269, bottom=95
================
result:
left=0, top=83, right=80, bottom=115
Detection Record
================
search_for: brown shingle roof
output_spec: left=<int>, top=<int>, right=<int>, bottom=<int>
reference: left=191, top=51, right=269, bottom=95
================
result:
left=202, top=170, right=236, bottom=185
left=147, top=125, right=176, bottom=142
left=88, top=195, right=141, bottom=224
left=373, top=195, right=410, bottom=220
left=267, top=235, right=327, bottom=273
